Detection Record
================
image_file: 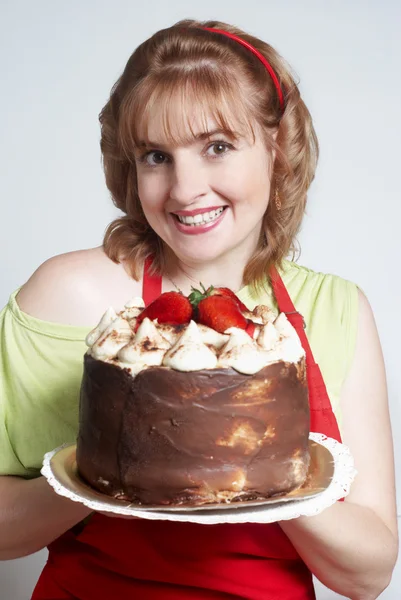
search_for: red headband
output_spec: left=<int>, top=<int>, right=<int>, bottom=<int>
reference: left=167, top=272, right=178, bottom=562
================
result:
left=201, top=27, right=285, bottom=112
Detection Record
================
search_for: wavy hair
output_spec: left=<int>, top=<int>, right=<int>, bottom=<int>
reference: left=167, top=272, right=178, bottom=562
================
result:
left=101, top=19, right=319, bottom=291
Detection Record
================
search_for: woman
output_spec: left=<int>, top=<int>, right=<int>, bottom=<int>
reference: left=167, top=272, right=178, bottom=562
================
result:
left=0, top=19, right=398, bottom=599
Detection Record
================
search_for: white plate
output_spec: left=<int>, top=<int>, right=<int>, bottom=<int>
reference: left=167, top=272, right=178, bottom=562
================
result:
left=42, top=433, right=356, bottom=524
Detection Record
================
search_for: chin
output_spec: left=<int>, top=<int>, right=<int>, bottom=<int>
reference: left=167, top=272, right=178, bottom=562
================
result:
left=174, top=244, right=230, bottom=265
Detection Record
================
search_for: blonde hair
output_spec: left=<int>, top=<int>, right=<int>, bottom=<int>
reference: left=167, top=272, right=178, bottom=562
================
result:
left=101, top=19, right=319, bottom=291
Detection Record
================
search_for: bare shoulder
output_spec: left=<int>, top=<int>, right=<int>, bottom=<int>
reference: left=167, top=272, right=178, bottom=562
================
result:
left=17, top=247, right=143, bottom=326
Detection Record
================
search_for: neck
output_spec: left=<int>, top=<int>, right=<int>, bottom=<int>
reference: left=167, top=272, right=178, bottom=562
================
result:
left=163, top=243, right=257, bottom=296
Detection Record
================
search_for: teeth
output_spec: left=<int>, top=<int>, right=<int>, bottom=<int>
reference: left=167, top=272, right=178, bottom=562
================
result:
left=177, top=207, right=224, bottom=226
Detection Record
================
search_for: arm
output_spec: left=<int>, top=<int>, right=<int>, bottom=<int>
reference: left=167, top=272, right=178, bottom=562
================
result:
left=0, top=476, right=92, bottom=560
left=0, top=250, right=143, bottom=558
left=0, top=251, right=110, bottom=560
left=279, top=290, right=398, bottom=600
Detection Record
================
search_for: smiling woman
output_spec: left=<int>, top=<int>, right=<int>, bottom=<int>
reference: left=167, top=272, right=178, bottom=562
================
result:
left=0, top=16, right=398, bottom=600
left=101, top=20, right=317, bottom=289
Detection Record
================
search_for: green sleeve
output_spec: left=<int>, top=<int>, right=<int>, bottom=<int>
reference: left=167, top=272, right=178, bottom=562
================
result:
left=0, top=291, right=90, bottom=478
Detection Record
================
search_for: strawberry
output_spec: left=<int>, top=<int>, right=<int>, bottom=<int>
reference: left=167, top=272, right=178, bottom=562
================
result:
left=210, top=287, right=249, bottom=313
left=137, top=292, right=193, bottom=326
left=189, top=284, right=249, bottom=313
left=196, top=295, right=247, bottom=334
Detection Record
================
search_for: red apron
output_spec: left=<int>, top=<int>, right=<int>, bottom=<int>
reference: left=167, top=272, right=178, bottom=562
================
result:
left=32, top=264, right=341, bottom=600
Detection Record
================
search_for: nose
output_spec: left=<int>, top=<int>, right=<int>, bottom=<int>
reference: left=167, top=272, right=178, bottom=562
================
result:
left=169, top=154, right=208, bottom=206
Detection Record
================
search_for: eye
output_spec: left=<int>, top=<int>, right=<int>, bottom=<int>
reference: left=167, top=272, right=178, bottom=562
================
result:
left=205, top=142, right=233, bottom=157
left=139, top=151, right=169, bottom=167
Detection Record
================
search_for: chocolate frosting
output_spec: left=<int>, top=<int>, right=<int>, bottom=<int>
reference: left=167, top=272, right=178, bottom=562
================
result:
left=77, top=355, right=310, bottom=506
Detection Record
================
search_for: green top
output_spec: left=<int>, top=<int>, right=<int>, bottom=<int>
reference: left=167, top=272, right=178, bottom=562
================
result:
left=0, top=260, right=359, bottom=478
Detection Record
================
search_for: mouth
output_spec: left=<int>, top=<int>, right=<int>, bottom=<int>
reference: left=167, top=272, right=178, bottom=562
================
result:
left=171, top=206, right=228, bottom=235
left=173, top=206, right=227, bottom=227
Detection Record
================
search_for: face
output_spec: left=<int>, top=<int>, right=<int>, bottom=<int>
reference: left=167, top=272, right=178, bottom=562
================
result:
left=134, top=109, right=273, bottom=269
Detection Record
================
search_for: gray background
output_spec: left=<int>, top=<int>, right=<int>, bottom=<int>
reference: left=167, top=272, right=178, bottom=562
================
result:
left=0, top=0, right=400, bottom=598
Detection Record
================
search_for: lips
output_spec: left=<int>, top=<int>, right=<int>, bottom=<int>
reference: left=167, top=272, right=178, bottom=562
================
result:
left=171, top=206, right=227, bottom=235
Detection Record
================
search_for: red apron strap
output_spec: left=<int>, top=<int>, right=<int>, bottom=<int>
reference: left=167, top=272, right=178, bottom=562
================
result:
left=142, top=257, right=162, bottom=307
left=269, top=265, right=342, bottom=442
left=269, top=265, right=316, bottom=367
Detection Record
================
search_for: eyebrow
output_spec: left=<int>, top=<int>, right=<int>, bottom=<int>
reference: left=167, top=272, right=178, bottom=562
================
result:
left=136, top=129, right=240, bottom=149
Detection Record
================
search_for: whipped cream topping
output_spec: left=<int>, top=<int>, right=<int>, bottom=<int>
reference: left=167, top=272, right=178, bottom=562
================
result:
left=251, top=305, right=276, bottom=325
left=163, top=320, right=218, bottom=371
left=118, top=318, right=170, bottom=366
left=86, top=307, right=117, bottom=347
left=257, top=321, right=280, bottom=351
left=156, top=323, right=184, bottom=345
left=274, top=312, right=296, bottom=336
left=90, top=317, right=132, bottom=361
left=86, top=300, right=305, bottom=376
left=219, top=328, right=270, bottom=375
left=120, top=296, right=145, bottom=321
left=124, top=297, right=145, bottom=309
left=196, top=324, right=229, bottom=349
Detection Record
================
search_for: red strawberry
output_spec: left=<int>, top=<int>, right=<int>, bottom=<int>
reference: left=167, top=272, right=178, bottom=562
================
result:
left=137, top=292, right=193, bottom=326
left=210, top=287, right=249, bottom=313
left=196, top=295, right=247, bottom=334
left=189, top=284, right=249, bottom=313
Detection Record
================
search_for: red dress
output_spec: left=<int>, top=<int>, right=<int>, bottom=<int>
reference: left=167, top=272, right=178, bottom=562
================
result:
left=32, top=265, right=342, bottom=600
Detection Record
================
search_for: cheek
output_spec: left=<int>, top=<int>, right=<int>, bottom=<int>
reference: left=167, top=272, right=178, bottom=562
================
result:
left=219, top=170, right=271, bottom=213
left=137, top=173, right=167, bottom=212
left=219, top=150, right=271, bottom=201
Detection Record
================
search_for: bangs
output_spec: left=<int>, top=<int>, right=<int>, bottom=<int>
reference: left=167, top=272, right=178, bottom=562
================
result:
left=119, top=69, right=256, bottom=157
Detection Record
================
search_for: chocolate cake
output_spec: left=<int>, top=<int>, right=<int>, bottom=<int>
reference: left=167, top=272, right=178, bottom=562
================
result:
left=76, top=294, right=310, bottom=507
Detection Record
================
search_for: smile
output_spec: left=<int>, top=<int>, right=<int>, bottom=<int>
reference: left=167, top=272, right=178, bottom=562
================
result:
left=175, top=207, right=225, bottom=226
left=171, top=206, right=227, bottom=236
